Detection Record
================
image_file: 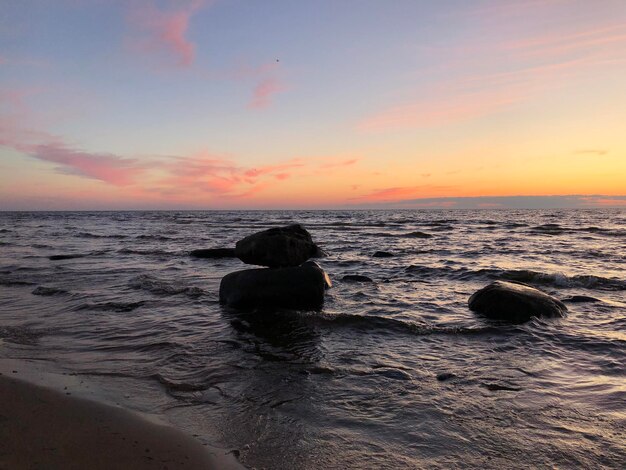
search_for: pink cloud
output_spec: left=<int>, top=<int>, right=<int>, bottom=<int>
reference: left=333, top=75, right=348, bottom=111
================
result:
left=158, top=155, right=306, bottom=197
left=127, top=0, right=206, bottom=67
left=28, top=143, right=145, bottom=186
left=248, top=78, right=286, bottom=109
left=243, top=159, right=304, bottom=181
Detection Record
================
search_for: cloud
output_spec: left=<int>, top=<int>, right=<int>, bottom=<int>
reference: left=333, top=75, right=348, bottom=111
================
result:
left=358, top=89, right=522, bottom=132
left=358, top=3, right=626, bottom=132
left=349, top=195, right=626, bottom=209
left=155, top=154, right=308, bottom=198
left=573, top=149, right=609, bottom=156
left=248, top=77, right=286, bottom=109
left=127, top=0, right=206, bottom=67
left=28, top=143, right=146, bottom=185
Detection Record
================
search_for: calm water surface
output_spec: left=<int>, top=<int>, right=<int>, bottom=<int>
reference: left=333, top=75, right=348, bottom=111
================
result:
left=0, top=210, right=625, bottom=468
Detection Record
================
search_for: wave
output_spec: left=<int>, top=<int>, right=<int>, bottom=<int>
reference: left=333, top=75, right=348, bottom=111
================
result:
left=76, top=231, right=127, bottom=239
left=404, top=264, right=626, bottom=290
left=48, top=251, right=109, bottom=260
left=151, top=373, right=208, bottom=392
left=0, top=278, right=36, bottom=287
left=477, top=269, right=626, bottom=291
left=529, top=224, right=625, bottom=237
left=128, top=274, right=205, bottom=297
left=118, top=248, right=178, bottom=256
left=135, top=234, right=173, bottom=241
left=75, top=300, right=146, bottom=312
left=315, top=312, right=505, bottom=337
left=0, top=325, right=45, bottom=345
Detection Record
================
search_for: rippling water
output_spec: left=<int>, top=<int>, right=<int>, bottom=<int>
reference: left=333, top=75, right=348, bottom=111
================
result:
left=1, top=210, right=625, bottom=468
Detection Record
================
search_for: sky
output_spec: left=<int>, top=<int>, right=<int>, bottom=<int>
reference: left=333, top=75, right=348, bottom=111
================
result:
left=1, top=0, right=625, bottom=210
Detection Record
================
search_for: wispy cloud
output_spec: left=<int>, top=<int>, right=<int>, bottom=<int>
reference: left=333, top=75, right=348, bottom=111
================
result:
left=29, top=143, right=146, bottom=185
left=573, top=149, right=609, bottom=156
left=248, top=77, right=286, bottom=109
left=1, top=89, right=363, bottom=201
left=127, top=0, right=206, bottom=67
left=358, top=2, right=626, bottom=132
left=349, top=195, right=626, bottom=209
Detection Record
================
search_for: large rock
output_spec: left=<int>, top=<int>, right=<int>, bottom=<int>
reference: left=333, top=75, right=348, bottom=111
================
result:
left=219, top=261, right=331, bottom=309
left=235, top=224, right=320, bottom=268
left=468, top=281, right=567, bottom=322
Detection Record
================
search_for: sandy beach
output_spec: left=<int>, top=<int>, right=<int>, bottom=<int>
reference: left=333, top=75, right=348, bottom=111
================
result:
left=0, top=374, right=241, bottom=470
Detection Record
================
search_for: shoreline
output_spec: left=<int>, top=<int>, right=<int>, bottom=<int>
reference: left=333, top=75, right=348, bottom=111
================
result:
left=0, top=364, right=243, bottom=470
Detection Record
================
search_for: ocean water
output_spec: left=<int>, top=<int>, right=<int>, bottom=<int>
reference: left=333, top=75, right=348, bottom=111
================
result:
left=0, top=209, right=624, bottom=468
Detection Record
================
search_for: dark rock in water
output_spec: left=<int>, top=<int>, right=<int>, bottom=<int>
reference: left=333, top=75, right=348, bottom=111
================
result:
left=190, top=248, right=236, bottom=259
left=342, top=274, right=374, bottom=283
left=562, top=295, right=602, bottom=303
left=311, top=246, right=328, bottom=258
left=436, top=372, right=456, bottom=382
left=375, top=368, right=412, bottom=381
left=32, top=286, right=67, bottom=296
left=483, top=382, right=522, bottom=392
left=49, top=254, right=86, bottom=261
left=219, top=261, right=331, bottom=309
left=235, top=224, right=320, bottom=268
left=403, top=231, right=433, bottom=239
left=373, top=251, right=394, bottom=258
left=469, top=281, right=567, bottom=322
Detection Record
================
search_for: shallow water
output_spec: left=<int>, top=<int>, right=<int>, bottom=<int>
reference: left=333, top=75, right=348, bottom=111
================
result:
left=0, top=209, right=625, bottom=468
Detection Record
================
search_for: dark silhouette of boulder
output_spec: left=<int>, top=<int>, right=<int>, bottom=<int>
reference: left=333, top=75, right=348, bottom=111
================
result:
left=342, top=274, right=374, bottom=283
left=403, top=231, right=432, bottom=238
left=189, top=248, right=236, bottom=259
left=219, top=261, right=332, bottom=309
left=49, top=254, right=86, bottom=260
left=468, top=280, right=567, bottom=322
left=235, top=224, right=320, bottom=268
left=373, top=251, right=394, bottom=258
left=562, top=295, right=601, bottom=303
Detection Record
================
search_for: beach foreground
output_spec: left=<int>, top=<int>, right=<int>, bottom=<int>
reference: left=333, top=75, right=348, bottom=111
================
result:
left=0, top=375, right=241, bottom=470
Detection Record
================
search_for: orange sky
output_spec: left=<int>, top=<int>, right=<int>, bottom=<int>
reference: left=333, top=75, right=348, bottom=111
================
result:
left=1, top=0, right=625, bottom=209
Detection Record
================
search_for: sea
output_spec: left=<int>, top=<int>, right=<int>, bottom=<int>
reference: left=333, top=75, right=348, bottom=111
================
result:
left=0, top=209, right=624, bottom=469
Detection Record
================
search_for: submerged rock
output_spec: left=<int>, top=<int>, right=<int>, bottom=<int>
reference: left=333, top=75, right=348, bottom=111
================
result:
left=403, top=231, right=433, bottom=239
left=235, top=224, right=320, bottom=268
left=32, top=286, right=67, bottom=296
left=219, top=261, right=331, bottom=309
left=373, top=251, right=394, bottom=258
left=436, top=372, right=456, bottom=382
left=468, top=280, right=567, bottom=322
left=189, top=248, right=236, bottom=259
left=49, top=254, right=86, bottom=261
left=562, top=295, right=602, bottom=303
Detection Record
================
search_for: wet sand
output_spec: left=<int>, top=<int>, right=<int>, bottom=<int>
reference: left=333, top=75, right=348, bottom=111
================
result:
left=0, top=374, right=241, bottom=470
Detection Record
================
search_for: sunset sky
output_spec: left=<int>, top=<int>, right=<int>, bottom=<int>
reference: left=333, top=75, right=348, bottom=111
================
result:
left=1, top=0, right=625, bottom=209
